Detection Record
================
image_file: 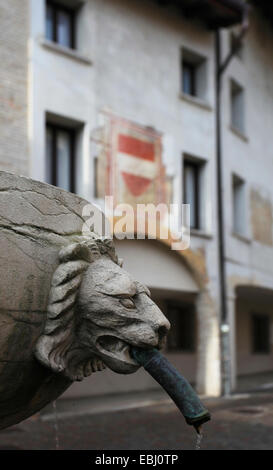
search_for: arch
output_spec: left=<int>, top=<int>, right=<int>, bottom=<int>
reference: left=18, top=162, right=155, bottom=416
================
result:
left=234, top=284, right=273, bottom=391
left=114, top=238, right=200, bottom=294
left=111, top=218, right=208, bottom=289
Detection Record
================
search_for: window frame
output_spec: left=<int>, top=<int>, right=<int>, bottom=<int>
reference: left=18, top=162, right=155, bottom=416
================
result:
left=182, top=60, right=196, bottom=97
left=183, top=159, right=200, bottom=230
left=46, top=123, right=76, bottom=193
left=180, top=47, right=208, bottom=101
left=232, top=173, right=246, bottom=236
left=46, top=0, right=76, bottom=49
left=230, top=79, right=245, bottom=135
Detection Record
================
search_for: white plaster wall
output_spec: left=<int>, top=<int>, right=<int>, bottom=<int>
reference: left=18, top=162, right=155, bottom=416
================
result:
left=92, top=0, right=217, bottom=237
left=29, top=0, right=96, bottom=201
left=222, top=11, right=273, bottom=279
left=221, top=12, right=273, bottom=386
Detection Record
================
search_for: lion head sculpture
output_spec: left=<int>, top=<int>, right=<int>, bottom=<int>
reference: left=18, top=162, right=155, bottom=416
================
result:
left=35, top=236, right=170, bottom=381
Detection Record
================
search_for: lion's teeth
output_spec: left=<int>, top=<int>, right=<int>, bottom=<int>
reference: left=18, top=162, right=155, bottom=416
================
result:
left=84, top=361, right=92, bottom=376
left=91, top=361, right=98, bottom=372
left=97, top=360, right=103, bottom=370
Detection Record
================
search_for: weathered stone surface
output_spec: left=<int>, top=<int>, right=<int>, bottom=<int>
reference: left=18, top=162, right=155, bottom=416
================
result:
left=0, top=171, right=169, bottom=430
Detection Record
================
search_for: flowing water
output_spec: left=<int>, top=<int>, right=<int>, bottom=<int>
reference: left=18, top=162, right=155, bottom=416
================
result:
left=52, top=400, right=60, bottom=450
left=195, top=429, right=203, bottom=450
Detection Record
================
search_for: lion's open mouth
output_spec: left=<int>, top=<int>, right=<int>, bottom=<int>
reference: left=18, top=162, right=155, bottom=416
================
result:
left=96, top=335, right=138, bottom=368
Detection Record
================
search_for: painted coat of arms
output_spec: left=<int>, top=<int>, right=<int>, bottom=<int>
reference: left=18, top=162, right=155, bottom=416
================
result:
left=95, top=112, right=167, bottom=210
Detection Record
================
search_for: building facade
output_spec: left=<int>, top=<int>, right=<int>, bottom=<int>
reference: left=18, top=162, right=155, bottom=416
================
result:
left=0, top=0, right=29, bottom=174
left=0, top=0, right=273, bottom=398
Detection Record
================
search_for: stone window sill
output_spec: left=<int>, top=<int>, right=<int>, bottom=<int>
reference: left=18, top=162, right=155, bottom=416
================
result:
left=190, top=228, right=213, bottom=239
left=40, top=38, right=92, bottom=66
left=179, top=93, right=213, bottom=111
left=232, top=231, right=252, bottom=244
left=230, top=125, right=248, bottom=142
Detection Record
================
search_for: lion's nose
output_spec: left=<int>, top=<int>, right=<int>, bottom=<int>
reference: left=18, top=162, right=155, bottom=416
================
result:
left=155, top=314, right=170, bottom=342
left=157, top=325, right=169, bottom=341
left=155, top=322, right=170, bottom=349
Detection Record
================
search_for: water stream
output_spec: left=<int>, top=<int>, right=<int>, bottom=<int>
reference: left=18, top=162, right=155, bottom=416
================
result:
left=195, top=429, right=203, bottom=450
left=52, top=400, right=60, bottom=450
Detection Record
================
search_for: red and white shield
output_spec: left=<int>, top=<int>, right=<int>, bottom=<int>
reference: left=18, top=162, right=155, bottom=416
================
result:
left=104, top=113, right=166, bottom=207
left=117, top=134, right=156, bottom=197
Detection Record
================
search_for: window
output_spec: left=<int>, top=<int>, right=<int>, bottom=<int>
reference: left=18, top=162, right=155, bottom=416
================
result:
left=231, top=79, right=245, bottom=134
left=232, top=174, right=246, bottom=236
left=252, top=314, right=270, bottom=354
left=181, top=48, right=207, bottom=100
left=165, top=301, right=196, bottom=352
left=46, top=123, right=75, bottom=192
left=182, top=61, right=196, bottom=96
left=46, top=1, right=76, bottom=49
left=183, top=158, right=203, bottom=230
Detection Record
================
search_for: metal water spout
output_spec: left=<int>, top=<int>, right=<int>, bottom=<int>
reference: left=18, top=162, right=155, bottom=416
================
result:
left=130, top=347, right=211, bottom=433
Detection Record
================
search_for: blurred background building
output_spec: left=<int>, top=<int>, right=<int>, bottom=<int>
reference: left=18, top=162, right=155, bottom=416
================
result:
left=0, top=0, right=273, bottom=401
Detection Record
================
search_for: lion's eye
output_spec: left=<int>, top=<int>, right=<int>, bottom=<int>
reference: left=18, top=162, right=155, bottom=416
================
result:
left=119, top=298, right=136, bottom=309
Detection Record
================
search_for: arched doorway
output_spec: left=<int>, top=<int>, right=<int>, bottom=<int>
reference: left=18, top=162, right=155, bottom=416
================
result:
left=235, top=285, right=273, bottom=392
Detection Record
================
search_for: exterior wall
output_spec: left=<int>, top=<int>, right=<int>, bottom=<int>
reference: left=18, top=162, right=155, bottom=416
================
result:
left=0, top=0, right=29, bottom=175
left=29, top=0, right=221, bottom=396
left=223, top=9, right=273, bottom=280
left=221, top=11, right=273, bottom=388
left=29, top=0, right=95, bottom=201
left=223, top=10, right=273, bottom=277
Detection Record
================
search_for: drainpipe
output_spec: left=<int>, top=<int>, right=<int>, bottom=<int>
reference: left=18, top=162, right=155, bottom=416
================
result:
left=215, top=5, right=249, bottom=396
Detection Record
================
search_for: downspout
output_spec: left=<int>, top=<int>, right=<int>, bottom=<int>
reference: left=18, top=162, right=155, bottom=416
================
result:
left=215, top=5, right=249, bottom=396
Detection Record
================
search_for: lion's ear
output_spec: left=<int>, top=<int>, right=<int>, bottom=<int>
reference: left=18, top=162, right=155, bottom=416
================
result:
left=35, top=243, right=90, bottom=380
